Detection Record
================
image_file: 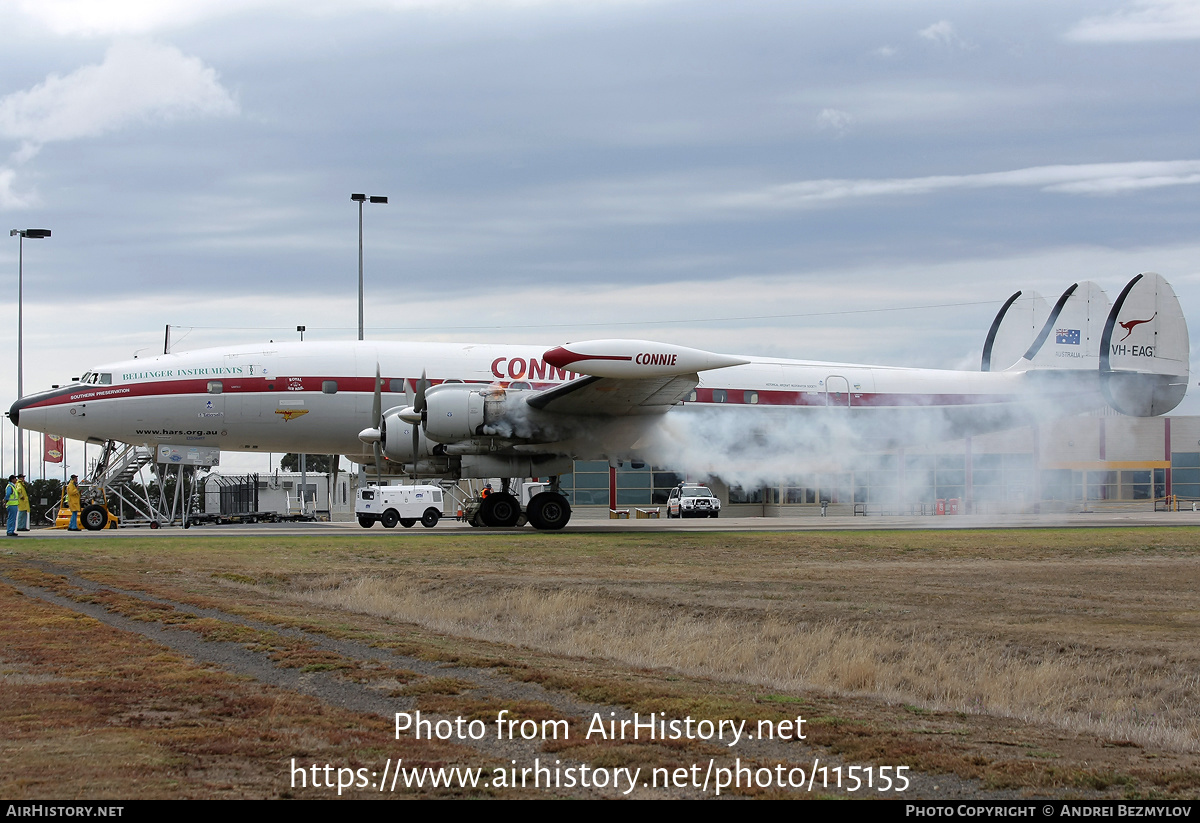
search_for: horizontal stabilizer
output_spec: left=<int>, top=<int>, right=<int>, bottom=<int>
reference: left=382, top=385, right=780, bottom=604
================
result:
left=1101, top=272, right=1190, bottom=416
left=981, top=290, right=1049, bottom=371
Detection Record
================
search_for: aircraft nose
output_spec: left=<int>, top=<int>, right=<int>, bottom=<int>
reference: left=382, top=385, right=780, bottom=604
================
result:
left=8, top=388, right=69, bottom=429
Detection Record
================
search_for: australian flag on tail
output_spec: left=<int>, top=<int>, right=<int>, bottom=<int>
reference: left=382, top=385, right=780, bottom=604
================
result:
left=1056, top=328, right=1081, bottom=345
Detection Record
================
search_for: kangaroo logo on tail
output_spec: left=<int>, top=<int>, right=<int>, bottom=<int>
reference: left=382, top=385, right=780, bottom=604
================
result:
left=1119, top=312, right=1156, bottom=341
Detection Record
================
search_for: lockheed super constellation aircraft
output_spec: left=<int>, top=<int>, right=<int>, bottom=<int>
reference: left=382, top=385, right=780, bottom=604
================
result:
left=9, top=273, right=1189, bottom=530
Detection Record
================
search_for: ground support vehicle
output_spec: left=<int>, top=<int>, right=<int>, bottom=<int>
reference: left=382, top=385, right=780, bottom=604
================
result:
left=356, top=484, right=444, bottom=529
left=667, top=484, right=721, bottom=518
left=54, top=486, right=119, bottom=531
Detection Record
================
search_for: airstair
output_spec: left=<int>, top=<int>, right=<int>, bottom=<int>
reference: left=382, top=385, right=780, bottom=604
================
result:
left=86, top=440, right=201, bottom=527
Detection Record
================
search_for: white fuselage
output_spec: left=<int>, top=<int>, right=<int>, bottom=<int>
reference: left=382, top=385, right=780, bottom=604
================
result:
left=11, top=340, right=1088, bottom=464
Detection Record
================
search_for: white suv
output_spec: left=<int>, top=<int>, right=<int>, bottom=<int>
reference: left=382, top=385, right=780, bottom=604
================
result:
left=667, top=485, right=721, bottom=519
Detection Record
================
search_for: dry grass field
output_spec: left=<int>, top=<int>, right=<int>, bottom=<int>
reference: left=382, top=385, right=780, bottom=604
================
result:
left=2, top=527, right=1199, bottom=798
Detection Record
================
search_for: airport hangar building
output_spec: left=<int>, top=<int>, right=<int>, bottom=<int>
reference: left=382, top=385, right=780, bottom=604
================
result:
left=551, top=411, right=1200, bottom=516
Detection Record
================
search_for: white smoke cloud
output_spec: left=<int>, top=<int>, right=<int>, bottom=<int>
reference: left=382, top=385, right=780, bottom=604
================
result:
left=634, top=373, right=1108, bottom=494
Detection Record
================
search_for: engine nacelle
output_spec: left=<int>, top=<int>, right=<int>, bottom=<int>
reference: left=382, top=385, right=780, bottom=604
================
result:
left=419, top=383, right=560, bottom=444
left=380, top=406, right=437, bottom=463
left=422, top=383, right=487, bottom=442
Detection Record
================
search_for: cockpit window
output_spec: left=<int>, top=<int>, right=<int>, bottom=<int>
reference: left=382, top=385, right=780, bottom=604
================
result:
left=80, top=372, right=112, bottom=385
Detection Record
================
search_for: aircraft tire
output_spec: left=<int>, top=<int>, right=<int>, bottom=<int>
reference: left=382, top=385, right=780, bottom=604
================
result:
left=400, top=518, right=416, bottom=528
left=358, top=516, right=374, bottom=529
left=421, top=508, right=440, bottom=528
left=480, top=492, right=521, bottom=527
left=81, top=505, right=107, bottom=532
left=380, top=510, right=400, bottom=529
left=526, top=492, right=571, bottom=531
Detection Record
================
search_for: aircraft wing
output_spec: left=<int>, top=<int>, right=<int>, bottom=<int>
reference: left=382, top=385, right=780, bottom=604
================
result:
left=526, top=339, right=749, bottom=417
left=526, top=374, right=699, bottom=416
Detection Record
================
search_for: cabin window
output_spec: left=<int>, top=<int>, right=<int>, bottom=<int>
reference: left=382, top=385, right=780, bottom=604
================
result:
left=712, top=389, right=727, bottom=403
left=207, top=381, right=223, bottom=394
left=322, top=380, right=338, bottom=394
left=686, top=390, right=697, bottom=402
left=744, top=391, right=758, bottom=404
left=389, top=379, right=405, bottom=393
left=510, top=381, right=531, bottom=390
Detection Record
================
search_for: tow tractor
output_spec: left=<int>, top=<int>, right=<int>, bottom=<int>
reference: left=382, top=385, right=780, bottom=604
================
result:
left=460, top=480, right=570, bottom=529
left=54, top=485, right=120, bottom=531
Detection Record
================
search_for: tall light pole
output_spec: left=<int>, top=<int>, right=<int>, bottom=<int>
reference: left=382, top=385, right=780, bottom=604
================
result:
left=351, top=193, right=387, bottom=341
left=9, top=228, right=50, bottom=476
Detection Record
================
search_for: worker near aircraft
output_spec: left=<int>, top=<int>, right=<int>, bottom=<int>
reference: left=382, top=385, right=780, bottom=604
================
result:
left=16, top=474, right=30, bottom=531
left=66, top=475, right=82, bottom=531
left=5, top=476, right=18, bottom=537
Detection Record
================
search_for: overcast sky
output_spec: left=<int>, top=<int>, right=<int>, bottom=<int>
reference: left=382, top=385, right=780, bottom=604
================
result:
left=3, top=0, right=1200, bottom=473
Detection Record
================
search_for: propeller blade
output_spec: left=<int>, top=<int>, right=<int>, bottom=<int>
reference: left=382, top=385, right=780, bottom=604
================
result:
left=372, top=443, right=382, bottom=486
left=414, top=370, right=428, bottom=413
left=328, top=454, right=339, bottom=512
left=412, top=425, right=420, bottom=481
left=372, top=365, right=382, bottom=428
left=410, top=371, right=429, bottom=483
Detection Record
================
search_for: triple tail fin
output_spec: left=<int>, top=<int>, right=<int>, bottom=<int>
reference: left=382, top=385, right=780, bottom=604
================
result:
left=988, top=273, right=1189, bottom=416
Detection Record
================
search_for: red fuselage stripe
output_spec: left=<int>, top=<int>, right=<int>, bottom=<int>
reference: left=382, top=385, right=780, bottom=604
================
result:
left=24, top=377, right=1023, bottom=410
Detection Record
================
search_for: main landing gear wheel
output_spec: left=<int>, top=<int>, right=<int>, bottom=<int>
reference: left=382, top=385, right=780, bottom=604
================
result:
left=421, top=508, right=440, bottom=528
left=81, top=505, right=107, bottom=531
left=479, top=492, right=521, bottom=527
left=380, top=510, right=399, bottom=529
left=526, top=492, right=571, bottom=531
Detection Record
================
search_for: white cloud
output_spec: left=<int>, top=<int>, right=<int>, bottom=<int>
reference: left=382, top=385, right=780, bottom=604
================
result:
left=816, top=107, right=853, bottom=135
left=700, top=160, right=1200, bottom=213
left=1067, top=0, right=1200, bottom=42
left=917, top=19, right=965, bottom=47
left=0, top=167, right=34, bottom=209
left=873, top=45, right=897, bottom=58
left=11, top=0, right=663, bottom=36
left=0, top=41, right=237, bottom=147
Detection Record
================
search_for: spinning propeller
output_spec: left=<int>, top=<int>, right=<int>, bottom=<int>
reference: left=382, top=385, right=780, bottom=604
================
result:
left=357, top=366, right=429, bottom=482
left=399, top=370, right=428, bottom=480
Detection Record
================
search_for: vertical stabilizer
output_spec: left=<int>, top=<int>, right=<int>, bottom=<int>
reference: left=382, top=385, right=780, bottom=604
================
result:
left=981, top=290, right=1049, bottom=371
left=1008, top=281, right=1110, bottom=371
left=1101, top=272, right=1190, bottom=416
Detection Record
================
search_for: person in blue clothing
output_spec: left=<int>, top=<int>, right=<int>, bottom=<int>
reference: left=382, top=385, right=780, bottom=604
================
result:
left=5, top=475, right=19, bottom=537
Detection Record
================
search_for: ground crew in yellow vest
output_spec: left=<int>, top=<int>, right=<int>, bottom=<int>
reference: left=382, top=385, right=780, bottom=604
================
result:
left=16, top=474, right=30, bottom=531
left=66, top=475, right=82, bottom=531
left=5, top=476, right=18, bottom=537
